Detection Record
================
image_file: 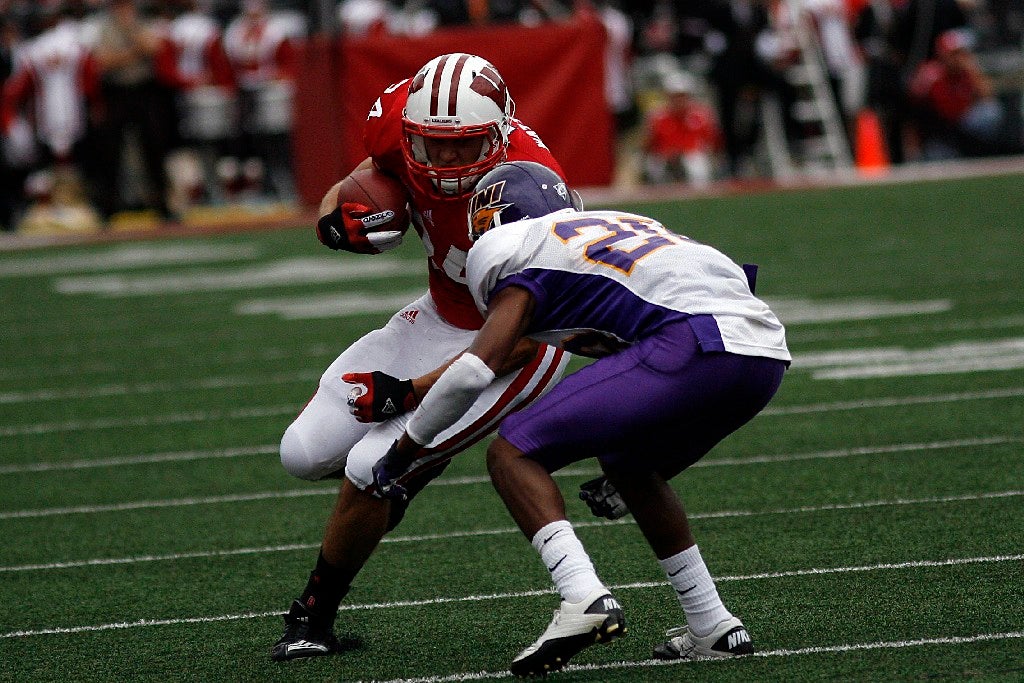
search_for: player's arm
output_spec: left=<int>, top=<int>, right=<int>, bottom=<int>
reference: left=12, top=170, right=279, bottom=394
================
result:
left=343, top=331, right=540, bottom=423
left=371, top=287, right=535, bottom=498
left=413, top=337, right=540, bottom=396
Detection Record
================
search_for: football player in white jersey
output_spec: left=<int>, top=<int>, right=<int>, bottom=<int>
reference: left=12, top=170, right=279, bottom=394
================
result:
left=358, top=161, right=791, bottom=675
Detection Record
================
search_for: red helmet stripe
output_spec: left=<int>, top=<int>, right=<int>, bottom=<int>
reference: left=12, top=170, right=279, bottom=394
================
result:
left=429, top=54, right=452, bottom=117
left=446, top=54, right=470, bottom=117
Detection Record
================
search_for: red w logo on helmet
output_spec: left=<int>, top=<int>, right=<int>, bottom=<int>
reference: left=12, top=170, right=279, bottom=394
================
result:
left=470, top=66, right=507, bottom=111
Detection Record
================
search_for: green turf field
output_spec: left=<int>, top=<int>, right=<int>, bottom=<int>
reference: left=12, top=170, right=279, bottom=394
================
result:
left=1, top=172, right=1022, bottom=682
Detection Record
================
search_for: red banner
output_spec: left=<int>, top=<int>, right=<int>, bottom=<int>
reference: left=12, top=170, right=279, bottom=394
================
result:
left=291, top=16, right=613, bottom=206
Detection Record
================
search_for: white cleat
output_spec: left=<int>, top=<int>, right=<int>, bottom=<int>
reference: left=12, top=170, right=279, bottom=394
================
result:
left=652, top=615, right=754, bottom=660
left=510, top=589, right=626, bottom=677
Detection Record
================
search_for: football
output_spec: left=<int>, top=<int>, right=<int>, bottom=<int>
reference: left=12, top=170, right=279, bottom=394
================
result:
left=335, top=165, right=411, bottom=233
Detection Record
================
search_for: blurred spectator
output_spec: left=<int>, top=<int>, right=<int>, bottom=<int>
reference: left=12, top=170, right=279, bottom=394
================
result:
left=890, top=0, right=969, bottom=73
left=156, top=0, right=236, bottom=212
left=593, top=0, right=637, bottom=133
left=337, top=0, right=393, bottom=35
left=756, top=0, right=862, bottom=153
left=222, top=0, right=297, bottom=203
left=92, top=0, right=176, bottom=221
left=641, top=70, right=722, bottom=186
left=853, top=0, right=910, bottom=163
left=1, top=2, right=103, bottom=231
left=0, top=13, right=25, bottom=230
left=908, top=28, right=1022, bottom=159
left=706, top=0, right=796, bottom=177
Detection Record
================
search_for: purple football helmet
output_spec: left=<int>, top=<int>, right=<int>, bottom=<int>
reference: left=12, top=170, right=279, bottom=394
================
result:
left=467, top=161, right=579, bottom=241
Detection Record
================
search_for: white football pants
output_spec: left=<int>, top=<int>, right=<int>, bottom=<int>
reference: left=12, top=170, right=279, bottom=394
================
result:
left=280, top=292, right=569, bottom=490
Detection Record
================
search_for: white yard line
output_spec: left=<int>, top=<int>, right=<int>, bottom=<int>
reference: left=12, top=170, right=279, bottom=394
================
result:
left=0, top=371, right=321, bottom=405
left=1, top=434, right=1015, bottom=477
left=375, top=630, right=1024, bottom=683
left=0, top=553, right=1019, bottom=641
left=0, top=343, right=336, bottom=383
left=0, top=243, right=261, bottom=278
left=0, top=445, right=279, bottom=474
left=52, top=257, right=420, bottom=296
left=3, top=386, right=1024, bottom=438
left=1, top=489, right=1020, bottom=562
left=788, top=314, right=1024, bottom=344
left=0, top=405, right=298, bottom=437
left=759, top=386, right=1024, bottom=416
left=4, top=312, right=1021, bottom=384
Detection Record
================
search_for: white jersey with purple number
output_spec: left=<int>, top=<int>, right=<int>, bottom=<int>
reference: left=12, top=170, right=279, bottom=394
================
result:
left=467, top=208, right=791, bottom=361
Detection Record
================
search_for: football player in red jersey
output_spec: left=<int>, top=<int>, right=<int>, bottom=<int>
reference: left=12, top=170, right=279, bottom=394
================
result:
left=271, top=53, right=571, bottom=661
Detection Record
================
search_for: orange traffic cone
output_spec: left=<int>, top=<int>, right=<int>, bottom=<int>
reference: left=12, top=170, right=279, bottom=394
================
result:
left=855, top=108, right=890, bottom=176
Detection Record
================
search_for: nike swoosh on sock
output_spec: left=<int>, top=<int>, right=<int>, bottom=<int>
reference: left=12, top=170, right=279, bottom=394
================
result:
left=547, top=555, right=567, bottom=572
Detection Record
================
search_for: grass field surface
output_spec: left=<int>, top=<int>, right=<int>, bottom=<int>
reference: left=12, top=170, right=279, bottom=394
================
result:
left=1, top=172, right=1022, bottom=682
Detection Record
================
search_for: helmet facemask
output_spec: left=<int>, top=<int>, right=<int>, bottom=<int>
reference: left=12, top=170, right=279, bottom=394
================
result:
left=402, top=121, right=506, bottom=197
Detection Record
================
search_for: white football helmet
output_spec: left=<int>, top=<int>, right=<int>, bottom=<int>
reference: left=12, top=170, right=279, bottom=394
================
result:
left=402, top=53, right=514, bottom=197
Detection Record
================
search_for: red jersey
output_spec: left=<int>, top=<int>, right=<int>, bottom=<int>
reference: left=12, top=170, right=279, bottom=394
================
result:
left=363, top=79, right=564, bottom=330
left=910, top=60, right=978, bottom=123
left=644, top=103, right=722, bottom=156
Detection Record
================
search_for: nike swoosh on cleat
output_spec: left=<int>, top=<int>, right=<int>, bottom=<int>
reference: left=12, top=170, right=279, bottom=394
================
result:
left=676, top=584, right=698, bottom=596
left=667, top=564, right=688, bottom=577
left=285, top=640, right=329, bottom=655
left=547, top=555, right=567, bottom=572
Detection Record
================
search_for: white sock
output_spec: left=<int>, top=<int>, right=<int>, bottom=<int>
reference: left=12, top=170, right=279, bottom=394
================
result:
left=531, top=520, right=605, bottom=604
left=659, top=544, right=732, bottom=636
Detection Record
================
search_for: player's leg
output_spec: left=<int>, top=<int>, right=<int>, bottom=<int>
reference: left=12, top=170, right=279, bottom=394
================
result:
left=494, top=320, right=784, bottom=669
left=593, top=324, right=784, bottom=661
left=486, top=437, right=625, bottom=678
left=273, top=295, right=568, bottom=661
left=341, top=337, right=569, bottom=497
left=274, top=295, right=451, bottom=661
left=603, top=464, right=753, bottom=661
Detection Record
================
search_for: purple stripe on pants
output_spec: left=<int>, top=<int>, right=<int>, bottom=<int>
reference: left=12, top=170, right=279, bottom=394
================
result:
left=498, top=319, right=786, bottom=475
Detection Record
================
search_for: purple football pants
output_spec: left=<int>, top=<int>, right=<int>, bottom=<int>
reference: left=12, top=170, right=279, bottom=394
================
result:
left=498, top=319, right=787, bottom=475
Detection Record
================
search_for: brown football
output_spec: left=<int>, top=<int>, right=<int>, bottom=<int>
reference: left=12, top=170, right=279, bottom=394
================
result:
left=335, top=166, right=411, bottom=232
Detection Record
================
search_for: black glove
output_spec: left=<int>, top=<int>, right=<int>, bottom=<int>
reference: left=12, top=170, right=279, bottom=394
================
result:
left=579, top=476, right=629, bottom=520
left=341, top=371, right=418, bottom=422
left=372, top=440, right=410, bottom=501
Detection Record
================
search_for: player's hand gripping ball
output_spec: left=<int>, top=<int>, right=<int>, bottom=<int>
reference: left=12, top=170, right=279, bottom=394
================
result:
left=317, top=166, right=410, bottom=254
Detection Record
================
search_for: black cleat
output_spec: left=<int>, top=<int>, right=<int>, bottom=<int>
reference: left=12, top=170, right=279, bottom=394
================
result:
left=270, top=600, right=342, bottom=662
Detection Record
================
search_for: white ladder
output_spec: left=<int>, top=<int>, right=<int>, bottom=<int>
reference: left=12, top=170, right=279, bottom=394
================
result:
left=767, top=0, right=854, bottom=176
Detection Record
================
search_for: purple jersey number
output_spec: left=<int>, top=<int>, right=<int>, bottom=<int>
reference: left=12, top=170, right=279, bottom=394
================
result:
left=551, top=215, right=684, bottom=274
